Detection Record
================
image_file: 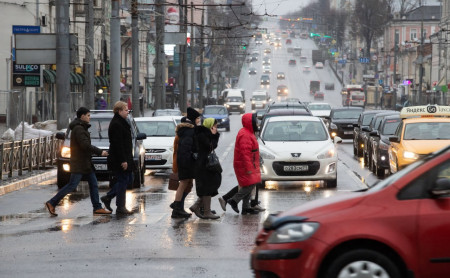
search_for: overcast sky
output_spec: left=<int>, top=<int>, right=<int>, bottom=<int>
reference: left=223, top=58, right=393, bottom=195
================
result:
left=250, top=0, right=441, bottom=17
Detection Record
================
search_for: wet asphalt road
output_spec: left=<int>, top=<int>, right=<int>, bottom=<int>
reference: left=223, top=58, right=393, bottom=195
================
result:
left=0, top=34, right=381, bottom=277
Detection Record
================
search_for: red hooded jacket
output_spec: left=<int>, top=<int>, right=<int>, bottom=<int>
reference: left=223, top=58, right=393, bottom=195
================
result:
left=233, top=113, right=261, bottom=187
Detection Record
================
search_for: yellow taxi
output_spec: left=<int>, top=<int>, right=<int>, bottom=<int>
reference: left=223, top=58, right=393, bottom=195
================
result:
left=388, top=105, right=450, bottom=173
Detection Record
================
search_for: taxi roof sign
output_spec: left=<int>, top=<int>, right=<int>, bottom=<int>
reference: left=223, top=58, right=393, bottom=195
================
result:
left=400, top=105, right=450, bottom=118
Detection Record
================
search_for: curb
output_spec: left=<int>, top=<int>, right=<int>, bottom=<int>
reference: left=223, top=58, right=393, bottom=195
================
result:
left=0, top=169, right=56, bottom=196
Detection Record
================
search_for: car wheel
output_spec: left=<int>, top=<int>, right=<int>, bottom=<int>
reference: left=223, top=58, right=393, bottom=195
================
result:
left=57, top=170, right=70, bottom=189
left=376, top=163, right=384, bottom=178
left=226, top=126, right=230, bottom=132
left=325, top=178, right=337, bottom=188
left=323, top=249, right=402, bottom=278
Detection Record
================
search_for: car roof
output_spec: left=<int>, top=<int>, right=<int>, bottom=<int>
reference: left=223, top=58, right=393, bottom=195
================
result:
left=361, top=109, right=390, bottom=115
left=204, top=105, right=226, bottom=108
left=267, top=115, right=320, bottom=122
left=135, top=116, right=180, bottom=122
left=264, top=109, right=311, bottom=116
left=308, top=102, right=331, bottom=106
left=331, top=107, right=363, bottom=111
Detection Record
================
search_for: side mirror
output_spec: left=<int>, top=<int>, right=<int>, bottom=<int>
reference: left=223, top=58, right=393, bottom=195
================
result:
left=334, top=136, right=343, bottom=144
left=430, top=178, right=450, bottom=197
left=353, top=123, right=359, bottom=128
left=369, top=130, right=379, bottom=137
left=136, top=132, right=147, bottom=140
left=330, top=123, right=338, bottom=130
left=389, top=136, right=400, bottom=143
left=361, top=126, right=370, bottom=132
left=55, top=132, right=65, bottom=140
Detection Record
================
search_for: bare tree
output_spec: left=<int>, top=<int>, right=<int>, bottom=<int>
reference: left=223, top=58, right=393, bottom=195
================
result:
left=397, top=0, right=420, bottom=16
left=353, top=0, right=391, bottom=56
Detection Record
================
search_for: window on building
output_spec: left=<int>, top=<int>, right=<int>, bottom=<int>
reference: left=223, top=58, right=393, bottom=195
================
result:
left=410, top=29, right=417, bottom=41
left=395, top=29, right=400, bottom=44
left=422, top=28, right=427, bottom=39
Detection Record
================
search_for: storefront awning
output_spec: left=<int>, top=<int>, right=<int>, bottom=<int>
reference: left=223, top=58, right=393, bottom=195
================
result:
left=94, top=76, right=109, bottom=87
left=43, top=69, right=56, bottom=84
left=70, top=72, right=83, bottom=85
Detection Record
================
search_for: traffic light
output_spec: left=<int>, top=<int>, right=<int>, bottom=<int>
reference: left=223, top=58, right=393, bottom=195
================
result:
left=242, top=44, right=247, bottom=50
left=310, top=32, right=320, bottom=37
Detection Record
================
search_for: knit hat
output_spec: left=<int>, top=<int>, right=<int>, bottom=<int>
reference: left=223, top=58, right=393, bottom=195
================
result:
left=187, top=107, right=200, bottom=122
left=203, top=118, right=216, bottom=129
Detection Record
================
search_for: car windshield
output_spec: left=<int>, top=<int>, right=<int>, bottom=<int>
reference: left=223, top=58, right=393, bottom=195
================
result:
left=227, top=97, right=242, bottom=102
left=262, top=121, right=327, bottom=141
left=332, top=110, right=361, bottom=119
left=135, top=121, right=175, bottom=137
left=154, top=110, right=181, bottom=116
left=404, top=122, right=450, bottom=140
left=382, top=119, right=401, bottom=135
left=261, top=76, right=269, bottom=80
left=308, top=104, right=331, bottom=110
left=89, top=118, right=113, bottom=139
left=253, top=95, right=266, bottom=101
left=203, top=107, right=227, bottom=115
left=362, top=114, right=376, bottom=125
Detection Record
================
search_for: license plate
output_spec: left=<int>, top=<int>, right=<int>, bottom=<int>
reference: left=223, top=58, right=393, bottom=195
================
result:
left=146, top=155, right=162, bottom=160
left=283, top=165, right=308, bottom=172
left=344, top=131, right=353, bottom=135
left=94, top=164, right=107, bottom=171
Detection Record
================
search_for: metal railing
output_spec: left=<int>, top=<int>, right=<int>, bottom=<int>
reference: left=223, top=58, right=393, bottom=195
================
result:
left=0, top=135, right=61, bottom=180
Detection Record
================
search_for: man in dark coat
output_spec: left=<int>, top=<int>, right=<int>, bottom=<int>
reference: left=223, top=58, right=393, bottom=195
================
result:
left=100, top=101, right=134, bottom=215
left=171, top=107, right=200, bottom=218
left=45, top=107, right=111, bottom=216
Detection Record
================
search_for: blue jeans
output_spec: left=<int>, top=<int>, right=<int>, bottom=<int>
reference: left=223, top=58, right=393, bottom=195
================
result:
left=106, top=171, right=132, bottom=208
left=48, top=172, right=102, bottom=210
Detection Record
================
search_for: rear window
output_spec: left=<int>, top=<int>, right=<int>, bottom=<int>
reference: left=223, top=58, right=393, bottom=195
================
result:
left=309, top=104, right=331, bottom=110
left=382, top=119, right=401, bottom=135
left=332, top=110, right=362, bottom=119
left=227, top=97, right=242, bottom=102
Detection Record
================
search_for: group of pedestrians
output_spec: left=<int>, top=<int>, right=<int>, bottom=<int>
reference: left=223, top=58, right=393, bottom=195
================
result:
left=45, top=104, right=265, bottom=219
left=45, top=101, right=135, bottom=216
left=170, top=108, right=265, bottom=219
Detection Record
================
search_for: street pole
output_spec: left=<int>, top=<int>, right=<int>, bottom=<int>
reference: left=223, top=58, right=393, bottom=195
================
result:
left=418, top=1, right=425, bottom=106
left=199, top=6, right=204, bottom=108
left=178, top=0, right=185, bottom=111
left=190, top=2, right=195, bottom=108
left=131, top=0, right=140, bottom=117
left=393, top=43, right=398, bottom=109
left=154, top=0, right=166, bottom=109
left=110, top=0, right=121, bottom=106
left=85, top=0, right=95, bottom=109
left=181, top=0, right=188, bottom=112
left=56, top=0, right=71, bottom=130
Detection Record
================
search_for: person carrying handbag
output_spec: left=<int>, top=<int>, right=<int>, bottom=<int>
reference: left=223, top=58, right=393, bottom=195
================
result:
left=190, top=118, right=221, bottom=220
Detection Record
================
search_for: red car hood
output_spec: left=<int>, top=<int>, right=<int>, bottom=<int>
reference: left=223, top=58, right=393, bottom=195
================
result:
left=278, top=191, right=366, bottom=220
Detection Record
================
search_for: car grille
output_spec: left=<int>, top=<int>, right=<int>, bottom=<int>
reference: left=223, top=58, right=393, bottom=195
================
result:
left=146, top=149, right=165, bottom=153
left=146, top=159, right=167, bottom=165
left=272, top=161, right=320, bottom=176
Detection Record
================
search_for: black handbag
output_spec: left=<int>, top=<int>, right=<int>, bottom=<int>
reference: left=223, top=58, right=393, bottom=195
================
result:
left=206, top=150, right=222, bottom=173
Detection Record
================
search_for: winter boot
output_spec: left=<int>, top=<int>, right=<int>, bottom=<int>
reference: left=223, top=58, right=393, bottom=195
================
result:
left=202, top=196, right=220, bottom=220
left=189, top=197, right=204, bottom=218
left=171, top=201, right=191, bottom=218
left=250, top=200, right=266, bottom=212
left=227, top=199, right=239, bottom=214
left=242, top=207, right=259, bottom=215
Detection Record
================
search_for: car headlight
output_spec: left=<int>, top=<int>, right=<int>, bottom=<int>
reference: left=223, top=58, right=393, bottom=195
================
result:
left=61, top=146, right=71, bottom=158
left=222, top=118, right=228, bottom=122
left=267, top=222, right=320, bottom=243
left=284, top=89, right=288, bottom=93
left=403, top=151, right=419, bottom=160
left=225, top=104, right=230, bottom=108
left=240, top=104, right=245, bottom=108
left=260, top=149, right=276, bottom=160
left=262, top=100, right=266, bottom=104
left=252, top=101, right=255, bottom=104
left=317, top=147, right=336, bottom=159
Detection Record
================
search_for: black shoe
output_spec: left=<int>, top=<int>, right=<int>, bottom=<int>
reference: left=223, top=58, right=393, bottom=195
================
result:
left=242, top=208, right=259, bottom=215
left=116, top=207, right=133, bottom=215
left=227, top=199, right=239, bottom=214
left=171, top=210, right=190, bottom=219
left=101, top=196, right=113, bottom=212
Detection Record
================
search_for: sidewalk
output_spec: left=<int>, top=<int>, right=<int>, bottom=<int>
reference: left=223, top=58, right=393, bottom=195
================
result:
left=0, top=105, right=157, bottom=196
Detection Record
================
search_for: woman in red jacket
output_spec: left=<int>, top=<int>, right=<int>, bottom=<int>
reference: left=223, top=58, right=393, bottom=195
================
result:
left=226, top=113, right=261, bottom=214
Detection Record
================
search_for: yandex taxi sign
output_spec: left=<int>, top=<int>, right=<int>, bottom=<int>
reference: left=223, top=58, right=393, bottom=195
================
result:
left=400, top=105, right=450, bottom=118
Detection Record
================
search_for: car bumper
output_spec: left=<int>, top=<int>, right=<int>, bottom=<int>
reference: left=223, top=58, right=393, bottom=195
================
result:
left=252, top=102, right=266, bottom=109
left=217, top=120, right=230, bottom=129
left=144, top=150, right=173, bottom=169
left=251, top=238, right=326, bottom=278
left=57, top=157, right=112, bottom=181
left=261, top=158, right=337, bottom=183
left=226, top=106, right=245, bottom=112
left=336, top=128, right=355, bottom=139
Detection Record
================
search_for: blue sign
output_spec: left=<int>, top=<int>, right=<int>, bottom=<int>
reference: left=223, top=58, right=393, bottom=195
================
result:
left=338, top=59, right=347, bottom=64
left=12, top=25, right=41, bottom=34
left=378, top=79, right=383, bottom=85
left=359, top=57, right=370, bottom=63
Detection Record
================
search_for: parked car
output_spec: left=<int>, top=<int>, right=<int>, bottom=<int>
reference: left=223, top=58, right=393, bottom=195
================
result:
left=252, top=145, right=450, bottom=278
left=55, top=110, right=147, bottom=189
left=202, top=105, right=230, bottom=131
left=153, top=109, right=182, bottom=117
left=327, top=107, right=363, bottom=139
left=134, top=116, right=181, bottom=169
left=369, top=114, right=401, bottom=177
left=258, top=116, right=341, bottom=189
left=353, top=110, right=387, bottom=157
